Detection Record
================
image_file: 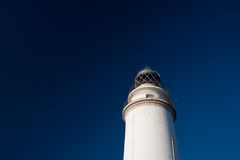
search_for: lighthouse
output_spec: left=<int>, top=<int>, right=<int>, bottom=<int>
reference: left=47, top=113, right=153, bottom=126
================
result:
left=122, top=67, right=179, bottom=160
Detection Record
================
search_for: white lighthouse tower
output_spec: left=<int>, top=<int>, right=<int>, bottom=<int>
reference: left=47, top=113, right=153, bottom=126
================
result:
left=122, top=67, right=179, bottom=160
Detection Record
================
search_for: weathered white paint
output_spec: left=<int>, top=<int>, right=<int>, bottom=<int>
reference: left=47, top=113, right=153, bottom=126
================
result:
left=123, top=83, right=179, bottom=160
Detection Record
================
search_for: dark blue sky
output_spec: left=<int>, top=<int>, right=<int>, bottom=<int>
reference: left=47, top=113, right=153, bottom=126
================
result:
left=1, top=0, right=240, bottom=160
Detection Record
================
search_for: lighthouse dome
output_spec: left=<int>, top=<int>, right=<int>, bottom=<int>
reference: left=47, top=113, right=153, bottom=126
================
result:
left=135, top=67, right=161, bottom=88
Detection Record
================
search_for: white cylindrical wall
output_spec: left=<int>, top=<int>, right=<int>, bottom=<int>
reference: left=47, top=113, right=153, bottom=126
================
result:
left=123, top=102, right=179, bottom=160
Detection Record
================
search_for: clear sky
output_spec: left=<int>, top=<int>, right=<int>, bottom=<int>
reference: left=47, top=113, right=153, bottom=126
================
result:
left=1, top=0, right=240, bottom=160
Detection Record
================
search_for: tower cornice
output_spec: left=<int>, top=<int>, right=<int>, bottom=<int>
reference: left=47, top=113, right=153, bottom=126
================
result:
left=122, top=84, right=176, bottom=121
left=122, top=98, right=176, bottom=122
